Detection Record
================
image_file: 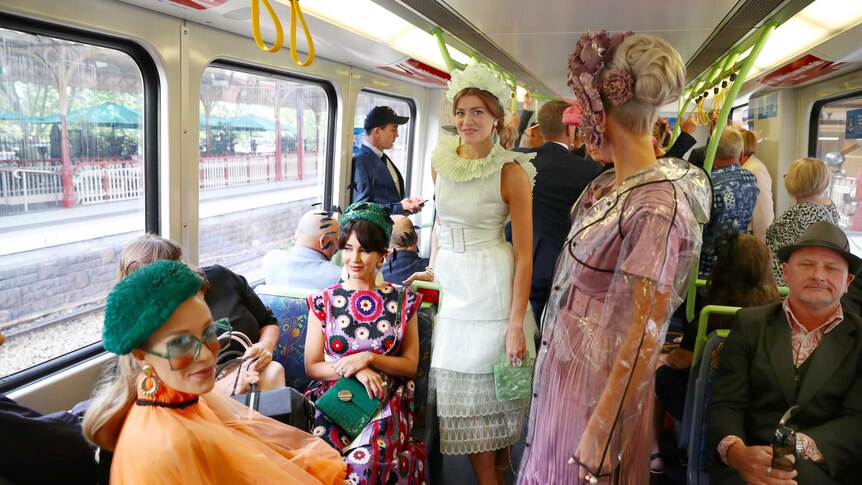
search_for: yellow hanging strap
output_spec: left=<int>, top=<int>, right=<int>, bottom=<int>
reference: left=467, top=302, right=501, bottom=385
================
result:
left=251, top=0, right=284, bottom=53
left=695, top=95, right=710, bottom=126
left=288, top=0, right=315, bottom=66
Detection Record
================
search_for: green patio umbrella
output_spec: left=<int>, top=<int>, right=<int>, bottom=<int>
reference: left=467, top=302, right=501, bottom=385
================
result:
left=40, top=102, right=141, bottom=128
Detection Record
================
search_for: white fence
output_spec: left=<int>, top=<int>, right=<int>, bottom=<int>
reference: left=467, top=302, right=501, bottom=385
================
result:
left=0, top=168, right=62, bottom=210
left=1, top=152, right=322, bottom=211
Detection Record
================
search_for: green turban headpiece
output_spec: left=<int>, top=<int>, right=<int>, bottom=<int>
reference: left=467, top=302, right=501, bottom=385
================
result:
left=340, top=202, right=393, bottom=241
left=103, top=259, right=202, bottom=355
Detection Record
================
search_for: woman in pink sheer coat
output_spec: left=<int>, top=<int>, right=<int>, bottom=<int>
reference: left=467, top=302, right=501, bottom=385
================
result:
left=517, top=32, right=711, bottom=485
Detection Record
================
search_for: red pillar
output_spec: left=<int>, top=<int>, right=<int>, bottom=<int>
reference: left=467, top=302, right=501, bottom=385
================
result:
left=59, top=115, right=75, bottom=208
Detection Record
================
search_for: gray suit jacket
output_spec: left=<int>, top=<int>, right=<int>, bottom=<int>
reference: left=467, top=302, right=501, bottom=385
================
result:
left=707, top=303, right=862, bottom=484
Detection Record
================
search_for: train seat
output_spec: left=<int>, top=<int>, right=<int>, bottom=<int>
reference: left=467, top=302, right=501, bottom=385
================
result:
left=686, top=330, right=728, bottom=485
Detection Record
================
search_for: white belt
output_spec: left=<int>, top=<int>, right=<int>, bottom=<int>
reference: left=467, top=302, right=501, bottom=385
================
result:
left=437, top=225, right=504, bottom=253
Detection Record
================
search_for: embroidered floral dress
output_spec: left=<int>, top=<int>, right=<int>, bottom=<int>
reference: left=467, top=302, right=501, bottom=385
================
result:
left=429, top=134, right=539, bottom=455
left=306, top=283, right=427, bottom=485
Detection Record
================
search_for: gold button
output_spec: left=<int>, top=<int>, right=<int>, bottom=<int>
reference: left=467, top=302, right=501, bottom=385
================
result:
left=338, top=390, right=353, bottom=402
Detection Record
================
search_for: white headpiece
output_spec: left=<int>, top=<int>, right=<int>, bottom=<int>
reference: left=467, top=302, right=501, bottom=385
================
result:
left=446, top=63, right=511, bottom=111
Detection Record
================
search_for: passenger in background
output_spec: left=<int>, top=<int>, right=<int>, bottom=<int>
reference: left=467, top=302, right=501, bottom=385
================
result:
left=351, top=106, right=424, bottom=216
left=407, top=62, right=537, bottom=485
left=656, top=113, right=699, bottom=160
left=519, top=32, right=711, bottom=485
left=528, top=100, right=601, bottom=324
left=514, top=91, right=535, bottom=148
left=499, top=122, right=519, bottom=150
left=698, top=127, right=759, bottom=278
left=653, top=229, right=779, bottom=471
left=304, top=202, right=427, bottom=485
left=263, top=210, right=341, bottom=289
left=740, top=130, right=774, bottom=242
left=119, top=234, right=285, bottom=392
left=383, top=217, right=429, bottom=285
left=83, top=261, right=347, bottom=484
left=0, top=331, right=98, bottom=485
left=520, top=122, right=544, bottom=150
left=687, top=115, right=718, bottom=168
left=707, top=221, right=862, bottom=485
left=766, top=157, right=838, bottom=286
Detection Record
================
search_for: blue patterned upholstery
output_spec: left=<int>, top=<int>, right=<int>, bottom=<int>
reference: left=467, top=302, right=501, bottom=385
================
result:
left=255, top=288, right=314, bottom=392
left=413, top=307, right=434, bottom=427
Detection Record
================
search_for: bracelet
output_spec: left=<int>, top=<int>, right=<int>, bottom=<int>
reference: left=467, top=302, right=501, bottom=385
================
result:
left=424, top=266, right=434, bottom=277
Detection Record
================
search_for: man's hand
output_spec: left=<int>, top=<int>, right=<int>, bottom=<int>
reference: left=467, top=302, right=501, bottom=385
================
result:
left=523, top=92, right=533, bottom=111
left=681, top=113, right=697, bottom=134
left=726, top=443, right=797, bottom=485
left=400, top=197, right=425, bottom=214
left=664, top=348, right=693, bottom=370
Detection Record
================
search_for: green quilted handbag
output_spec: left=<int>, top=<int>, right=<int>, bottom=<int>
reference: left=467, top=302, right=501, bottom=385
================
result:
left=493, top=358, right=535, bottom=401
left=315, top=377, right=381, bottom=438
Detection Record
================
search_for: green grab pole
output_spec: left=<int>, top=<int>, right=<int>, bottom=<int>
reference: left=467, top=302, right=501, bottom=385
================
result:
left=684, top=21, right=777, bottom=322
left=431, top=28, right=466, bottom=72
left=529, top=93, right=562, bottom=102
left=692, top=305, right=741, bottom=365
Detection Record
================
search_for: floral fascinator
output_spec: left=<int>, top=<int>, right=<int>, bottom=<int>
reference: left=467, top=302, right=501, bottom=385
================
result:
left=446, top=62, right=511, bottom=111
left=568, top=30, right=634, bottom=148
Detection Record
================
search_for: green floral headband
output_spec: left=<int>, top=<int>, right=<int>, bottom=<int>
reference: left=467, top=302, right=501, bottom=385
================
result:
left=340, top=202, right=393, bottom=241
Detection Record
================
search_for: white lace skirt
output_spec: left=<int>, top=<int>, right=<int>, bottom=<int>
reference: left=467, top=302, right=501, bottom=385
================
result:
left=432, top=368, right=529, bottom=455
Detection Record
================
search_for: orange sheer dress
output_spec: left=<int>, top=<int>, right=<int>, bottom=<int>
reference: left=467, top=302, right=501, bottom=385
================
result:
left=110, top=384, right=347, bottom=484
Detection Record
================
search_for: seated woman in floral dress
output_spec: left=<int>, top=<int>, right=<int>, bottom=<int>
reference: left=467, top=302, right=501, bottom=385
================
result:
left=304, top=202, right=428, bottom=485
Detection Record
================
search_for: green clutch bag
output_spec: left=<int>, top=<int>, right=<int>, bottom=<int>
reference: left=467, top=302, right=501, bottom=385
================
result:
left=493, top=358, right=535, bottom=401
left=315, top=377, right=381, bottom=438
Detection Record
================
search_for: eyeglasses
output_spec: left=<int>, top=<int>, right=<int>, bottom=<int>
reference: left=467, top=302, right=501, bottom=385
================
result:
left=142, top=318, right=232, bottom=370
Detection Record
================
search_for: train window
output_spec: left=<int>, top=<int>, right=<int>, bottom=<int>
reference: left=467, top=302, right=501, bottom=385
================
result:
left=0, top=24, right=156, bottom=381
left=730, top=104, right=752, bottom=130
left=197, top=66, right=333, bottom=280
left=812, top=94, right=862, bottom=239
left=354, top=91, right=416, bottom=187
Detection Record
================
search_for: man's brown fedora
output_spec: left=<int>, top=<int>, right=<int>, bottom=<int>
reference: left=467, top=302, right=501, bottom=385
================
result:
left=776, top=221, right=862, bottom=275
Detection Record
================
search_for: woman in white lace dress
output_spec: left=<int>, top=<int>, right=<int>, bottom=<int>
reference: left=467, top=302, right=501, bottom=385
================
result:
left=407, top=63, right=537, bottom=485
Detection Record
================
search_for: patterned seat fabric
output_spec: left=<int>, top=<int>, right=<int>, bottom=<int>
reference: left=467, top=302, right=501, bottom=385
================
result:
left=256, top=292, right=313, bottom=392
left=414, top=307, right=434, bottom=427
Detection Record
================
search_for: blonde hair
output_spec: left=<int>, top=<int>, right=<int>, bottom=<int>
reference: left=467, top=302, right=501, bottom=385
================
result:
left=602, top=34, right=686, bottom=136
left=119, top=233, right=210, bottom=290
left=715, top=127, right=743, bottom=161
left=119, top=233, right=183, bottom=279
left=785, top=157, right=831, bottom=199
left=499, top=123, right=519, bottom=150
left=741, top=130, right=758, bottom=157
left=82, top=355, right=139, bottom=450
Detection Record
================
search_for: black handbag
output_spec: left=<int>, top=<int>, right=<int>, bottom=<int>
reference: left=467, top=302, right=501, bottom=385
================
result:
left=231, top=384, right=315, bottom=432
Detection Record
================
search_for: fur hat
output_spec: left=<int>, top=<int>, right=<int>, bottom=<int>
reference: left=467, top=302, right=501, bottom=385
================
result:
left=103, top=260, right=202, bottom=354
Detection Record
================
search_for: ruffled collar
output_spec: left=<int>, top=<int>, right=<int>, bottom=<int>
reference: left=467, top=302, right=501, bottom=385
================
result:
left=431, top=134, right=536, bottom=186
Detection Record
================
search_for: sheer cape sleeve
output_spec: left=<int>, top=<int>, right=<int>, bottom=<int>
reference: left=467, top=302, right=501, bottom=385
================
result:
left=110, top=387, right=347, bottom=485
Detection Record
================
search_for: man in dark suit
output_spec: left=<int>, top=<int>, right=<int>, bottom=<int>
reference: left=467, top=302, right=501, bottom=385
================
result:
left=707, top=221, right=862, bottom=485
left=351, top=106, right=424, bottom=215
left=529, top=100, right=601, bottom=324
left=383, top=217, right=429, bottom=285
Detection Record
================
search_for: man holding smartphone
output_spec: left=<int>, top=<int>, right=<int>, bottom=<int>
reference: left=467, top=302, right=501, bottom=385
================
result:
left=350, top=106, right=424, bottom=215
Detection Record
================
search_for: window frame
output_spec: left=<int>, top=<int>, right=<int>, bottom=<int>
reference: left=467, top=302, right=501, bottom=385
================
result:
left=356, top=89, right=418, bottom=193
left=808, top=90, right=862, bottom=158
left=205, top=59, right=338, bottom=206
left=0, top=13, right=160, bottom=392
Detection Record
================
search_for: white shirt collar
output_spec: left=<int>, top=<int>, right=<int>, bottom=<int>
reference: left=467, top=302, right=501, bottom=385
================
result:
left=362, top=141, right=384, bottom=158
left=551, top=141, right=569, bottom=151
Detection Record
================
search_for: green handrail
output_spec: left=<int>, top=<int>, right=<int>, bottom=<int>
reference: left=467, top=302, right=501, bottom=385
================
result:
left=691, top=305, right=740, bottom=365
left=410, top=280, right=443, bottom=312
left=684, top=21, right=778, bottom=323
left=430, top=28, right=466, bottom=73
